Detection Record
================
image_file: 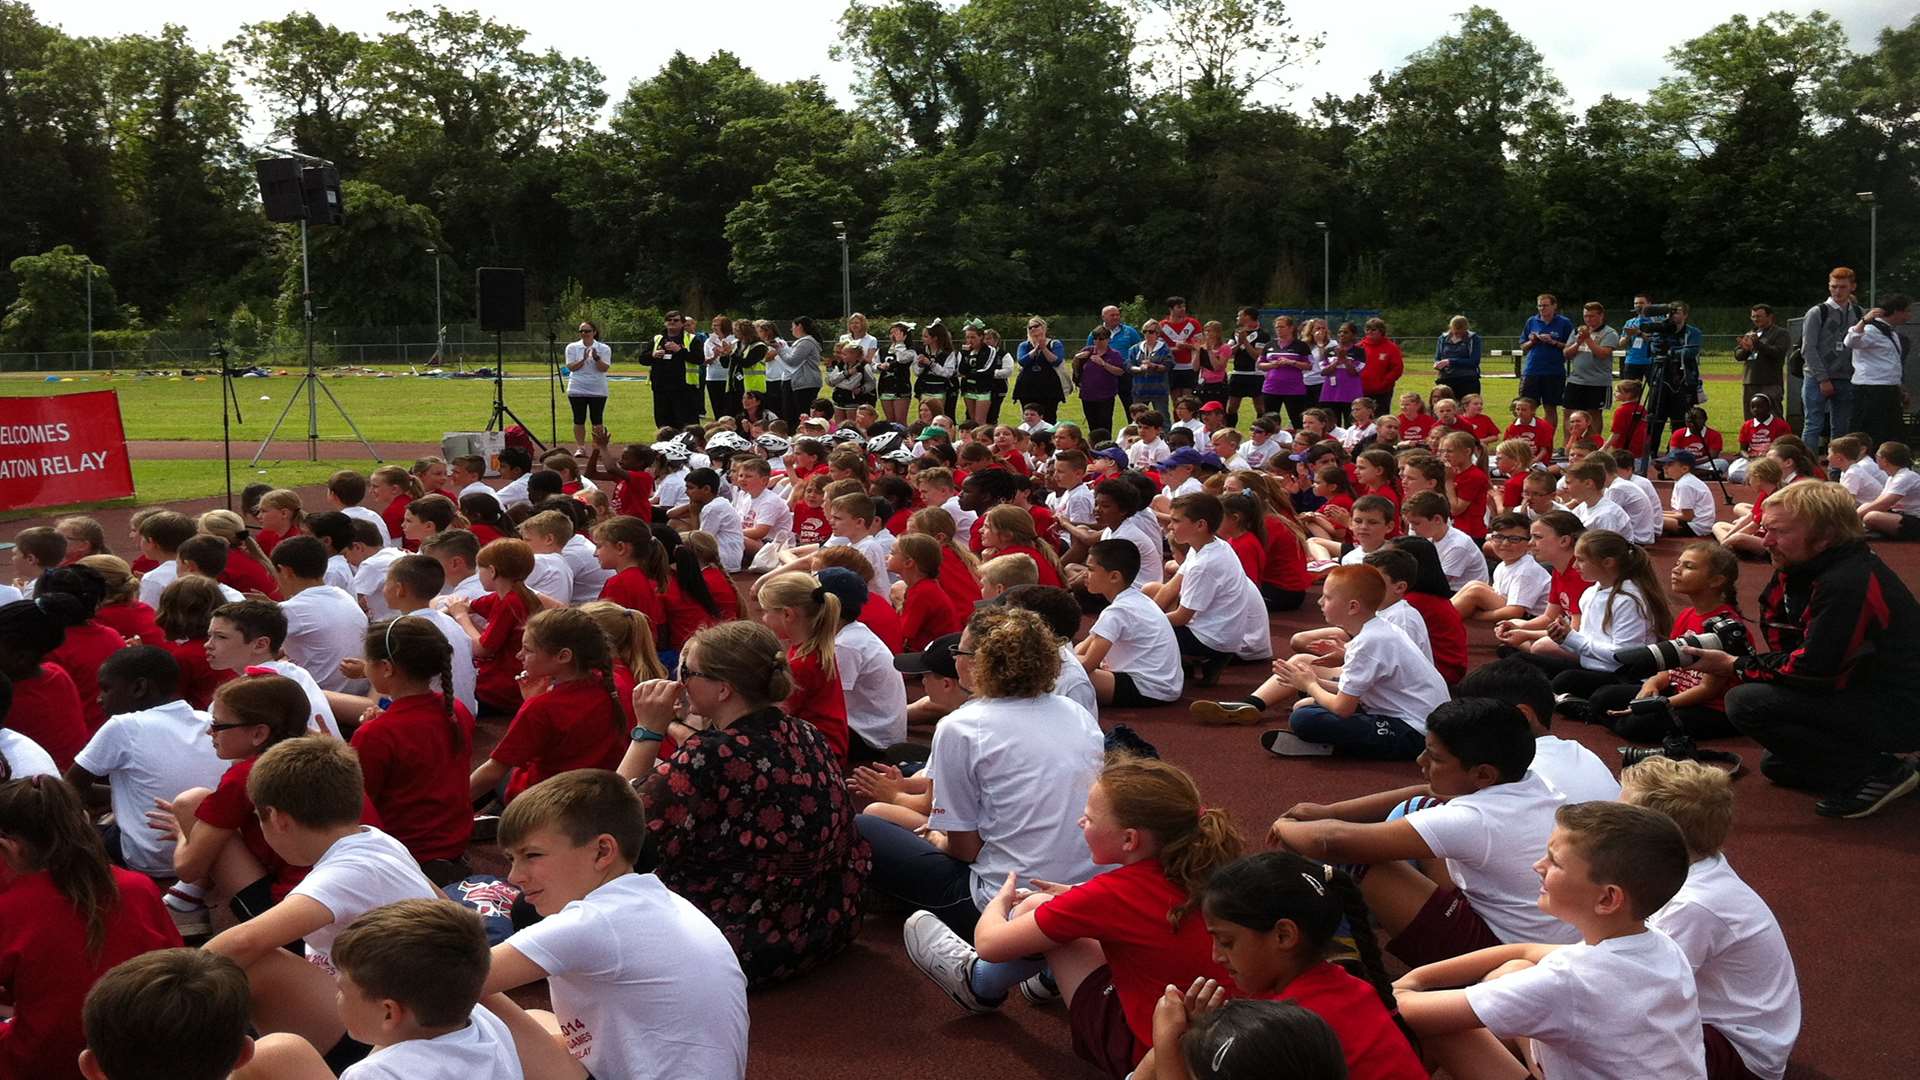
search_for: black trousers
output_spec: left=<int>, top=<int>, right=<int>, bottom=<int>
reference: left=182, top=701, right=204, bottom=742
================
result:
left=1082, top=396, right=1116, bottom=436
left=1726, top=681, right=1920, bottom=793
left=708, top=381, right=739, bottom=420
left=1853, top=384, right=1905, bottom=450
left=1587, top=684, right=1739, bottom=743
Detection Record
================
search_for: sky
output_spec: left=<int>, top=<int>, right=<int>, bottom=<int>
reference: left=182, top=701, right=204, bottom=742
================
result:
left=40, top=0, right=1915, bottom=143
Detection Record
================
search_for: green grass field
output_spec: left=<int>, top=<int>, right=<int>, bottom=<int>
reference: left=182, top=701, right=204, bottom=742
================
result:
left=2, top=357, right=1758, bottom=518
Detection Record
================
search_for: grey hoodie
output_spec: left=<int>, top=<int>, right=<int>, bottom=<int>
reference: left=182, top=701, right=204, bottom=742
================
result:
left=1801, top=299, right=1863, bottom=383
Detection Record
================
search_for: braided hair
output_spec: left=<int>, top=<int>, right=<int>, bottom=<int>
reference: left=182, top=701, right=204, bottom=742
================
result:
left=363, top=617, right=465, bottom=752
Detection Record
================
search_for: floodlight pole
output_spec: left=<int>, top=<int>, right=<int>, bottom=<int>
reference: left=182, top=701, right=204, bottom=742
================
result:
left=1857, top=192, right=1877, bottom=303
left=429, top=246, right=445, bottom=367
left=1315, top=221, right=1330, bottom=318
left=84, top=257, right=94, bottom=371
left=834, top=220, right=850, bottom=319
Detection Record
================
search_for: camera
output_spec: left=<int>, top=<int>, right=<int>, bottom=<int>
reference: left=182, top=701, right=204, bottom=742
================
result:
left=1612, top=614, right=1750, bottom=678
left=1618, top=725, right=1745, bottom=776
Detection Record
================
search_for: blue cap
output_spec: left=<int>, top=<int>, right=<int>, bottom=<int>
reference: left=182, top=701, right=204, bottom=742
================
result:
left=1095, top=446, right=1130, bottom=470
left=1163, top=448, right=1206, bottom=469
left=815, top=566, right=869, bottom=615
left=1661, top=449, right=1698, bottom=466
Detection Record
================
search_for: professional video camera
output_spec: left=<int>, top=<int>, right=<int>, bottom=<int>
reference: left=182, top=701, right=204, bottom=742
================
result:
left=1612, top=614, right=1751, bottom=678
left=1616, top=703, right=1746, bottom=776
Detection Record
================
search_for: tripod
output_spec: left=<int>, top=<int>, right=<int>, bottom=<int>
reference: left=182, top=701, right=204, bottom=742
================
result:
left=1638, top=349, right=1736, bottom=504
left=484, top=332, right=547, bottom=454
left=546, top=322, right=560, bottom=449
left=252, top=218, right=381, bottom=465
left=212, top=338, right=244, bottom=510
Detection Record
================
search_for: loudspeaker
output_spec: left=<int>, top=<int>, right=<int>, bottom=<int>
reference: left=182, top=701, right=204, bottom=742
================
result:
left=301, top=166, right=343, bottom=225
left=476, top=267, right=527, bottom=332
left=255, top=159, right=307, bottom=223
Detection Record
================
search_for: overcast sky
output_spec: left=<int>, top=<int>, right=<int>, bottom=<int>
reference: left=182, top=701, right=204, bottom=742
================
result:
left=42, top=0, right=1915, bottom=142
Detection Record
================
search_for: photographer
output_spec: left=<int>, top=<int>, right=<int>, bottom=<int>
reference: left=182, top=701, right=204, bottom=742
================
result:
left=1635, top=301, right=1703, bottom=460
left=1684, top=482, right=1920, bottom=819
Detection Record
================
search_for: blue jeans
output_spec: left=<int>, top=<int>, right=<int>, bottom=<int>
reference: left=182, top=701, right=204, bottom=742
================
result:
left=1801, top=376, right=1854, bottom=447
left=1290, top=705, right=1425, bottom=760
left=855, top=816, right=980, bottom=938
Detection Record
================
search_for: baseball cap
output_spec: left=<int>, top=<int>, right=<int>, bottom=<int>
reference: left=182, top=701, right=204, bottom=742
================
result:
left=1196, top=451, right=1225, bottom=471
left=1163, top=448, right=1206, bottom=469
left=1661, top=449, right=1698, bottom=466
left=1199, top=401, right=1225, bottom=413
left=815, top=567, right=869, bottom=616
left=917, top=427, right=950, bottom=442
left=894, top=632, right=962, bottom=679
left=1094, top=446, right=1129, bottom=471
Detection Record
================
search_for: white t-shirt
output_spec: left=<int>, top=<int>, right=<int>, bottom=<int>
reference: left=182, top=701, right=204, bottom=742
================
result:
left=1560, top=581, right=1656, bottom=671
left=292, top=826, right=439, bottom=974
left=1839, top=458, right=1884, bottom=505
left=1432, top=525, right=1490, bottom=590
left=1103, top=515, right=1164, bottom=589
left=564, top=339, right=615, bottom=398
left=1406, top=771, right=1580, bottom=945
left=1178, top=538, right=1271, bottom=659
left=1171, top=475, right=1204, bottom=499
left=740, top=488, right=794, bottom=546
left=352, top=546, right=406, bottom=619
left=1049, top=482, right=1095, bottom=527
left=281, top=586, right=369, bottom=693
left=1648, top=855, right=1801, bottom=1080
left=834, top=620, right=909, bottom=750
left=562, top=534, right=612, bottom=603
left=137, top=559, right=179, bottom=608
left=1669, top=473, right=1718, bottom=535
left=940, top=495, right=977, bottom=539
left=253, top=658, right=343, bottom=738
left=823, top=533, right=893, bottom=596
left=1338, top=544, right=1373, bottom=566
left=507, top=873, right=748, bottom=1080
left=528, top=552, right=574, bottom=605
left=1883, top=468, right=1920, bottom=515
left=1493, top=555, right=1552, bottom=616
left=439, top=572, right=489, bottom=603
left=1466, top=930, right=1706, bottom=1080
left=459, top=479, right=503, bottom=512
left=1088, top=587, right=1183, bottom=702
left=325, top=554, right=357, bottom=594
left=1053, top=643, right=1099, bottom=720
left=698, top=497, right=745, bottom=572
left=0, top=584, right=19, bottom=604
left=342, top=1005, right=523, bottom=1080
left=495, top=474, right=532, bottom=511
left=1376, top=598, right=1431, bottom=654
left=343, top=505, right=395, bottom=549
left=0, top=729, right=58, bottom=778
left=927, top=695, right=1105, bottom=909
left=655, top=470, right=688, bottom=510
left=1336, top=618, right=1449, bottom=731
left=73, top=701, right=225, bottom=875
left=406, top=606, right=478, bottom=717
left=1531, top=735, right=1620, bottom=803
left=1605, top=477, right=1661, bottom=544
left=1129, top=437, right=1170, bottom=469
left=1245, top=435, right=1289, bottom=468
left=1570, top=496, right=1633, bottom=536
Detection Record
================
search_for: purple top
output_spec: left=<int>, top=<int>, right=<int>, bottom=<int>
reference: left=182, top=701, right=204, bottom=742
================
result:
left=1261, top=339, right=1314, bottom=396
left=1077, top=346, right=1125, bottom=401
left=1317, top=345, right=1366, bottom=404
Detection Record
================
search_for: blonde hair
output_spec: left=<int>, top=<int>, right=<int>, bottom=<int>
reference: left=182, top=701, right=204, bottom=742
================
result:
left=756, top=571, right=840, bottom=679
left=258, top=489, right=306, bottom=531
left=978, top=553, right=1039, bottom=589
left=78, top=554, right=138, bottom=605
left=981, top=504, right=1062, bottom=577
left=1620, top=755, right=1732, bottom=860
left=1099, top=754, right=1243, bottom=929
left=577, top=600, right=669, bottom=681
left=894, top=533, right=943, bottom=579
left=907, top=507, right=978, bottom=572
left=1762, top=480, right=1866, bottom=546
left=683, top=620, right=796, bottom=707
left=371, top=464, right=424, bottom=499
left=521, top=510, right=575, bottom=544
left=197, top=509, right=273, bottom=577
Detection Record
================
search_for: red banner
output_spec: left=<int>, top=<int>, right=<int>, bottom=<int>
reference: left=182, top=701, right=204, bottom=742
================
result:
left=0, top=391, right=136, bottom=511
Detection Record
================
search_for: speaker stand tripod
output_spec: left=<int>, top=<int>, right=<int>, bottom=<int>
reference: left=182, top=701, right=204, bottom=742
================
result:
left=485, top=332, right=547, bottom=454
left=252, top=219, right=380, bottom=465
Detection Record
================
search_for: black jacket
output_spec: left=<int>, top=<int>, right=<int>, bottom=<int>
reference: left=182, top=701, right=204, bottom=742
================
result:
left=1736, top=539, right=1920, bottom=698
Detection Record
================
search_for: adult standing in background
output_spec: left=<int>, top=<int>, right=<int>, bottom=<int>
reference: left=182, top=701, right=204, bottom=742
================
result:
left=1090, top=306, right=1142, bottom=417
left=1433, top=315, right=1482, bottom=400
left=1357, top=316, right=1403, bottom=413
left=1014, top=316, right=1067, bottom=423
left=762, top=318, right=794, bottom=423
left=783, top=317, right=824, bottom=422
left=1161, top=296, right=1203, bottom=403
left=1845, top=294, right=1912, bottom=449
left=1227, top=306, right=1270, bottom=426
left=1562, top=301, right=1620, bottom=419
left=1520, top=292, right=1574, bottom=432
left=1073, top=326, right=1127, bottom=436
left=1801, top=267, right=1864, bottom=450
left=649, top=311, right=702, bottom=429
left=563, top=319, right=613, bottom=457
left=705, top=315, right=738, bottom=420
left=1736, top=304, right=1791, bottom=421
left=1619, top=292, right=1657, bottom=382
left=730, top=318, right=771, bottom=417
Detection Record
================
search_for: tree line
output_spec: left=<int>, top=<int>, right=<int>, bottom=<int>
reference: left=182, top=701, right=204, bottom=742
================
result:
left=1, top=0, right=1914, bottom=352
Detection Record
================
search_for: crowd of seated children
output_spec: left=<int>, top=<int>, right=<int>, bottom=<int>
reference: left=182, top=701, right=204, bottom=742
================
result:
left=1393, top=802, right=1705, bottom=1079
left=1506, top=528, right=1668, bottom=700
left=467, top=608, right=628, bottom=810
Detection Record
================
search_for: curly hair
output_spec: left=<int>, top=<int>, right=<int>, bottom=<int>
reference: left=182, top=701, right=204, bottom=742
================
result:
left=963, top=607, right=1060, bottom=698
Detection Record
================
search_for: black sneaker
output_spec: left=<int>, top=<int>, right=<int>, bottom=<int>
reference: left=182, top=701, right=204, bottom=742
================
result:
left=1104, top=724, right=1160, bottom=759
left=1814, top=761, right=1919, bottom=819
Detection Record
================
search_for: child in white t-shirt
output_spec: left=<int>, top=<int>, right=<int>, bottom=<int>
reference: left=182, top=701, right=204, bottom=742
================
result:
left=204, top=738, right=439, bottom=1068
left=1394, top=801, right=1706, bottom=1080
left=69, top=646, right=226, bottom=878
left=1451, top=512, right=1552, bottom=622
left=1828, top=434, right=1885, bottom=506
left=1075, top=540, right=1183, bottom=707
left=517, top=513, right=579, bottom=604
left=333, top=899, right=557, bottom=1080
left=1402, top=490, right=1488, bottom=592
left=485, top=771, right=748, bottom=1080
left=1662, top=451, right=1719, bottom=536
left=1861, top=441, right=1920, bottom=539
left=1157, top=492, right=1271, bottom=686
left=1623, top=757, right=1802, bottom=1080
left=348, top=524, right=406, bottom=620
left=1269, top=697, right=1580, bottom=967
left=1455, top=656, right=1620, bottom=804
left=1561, top=458, right=1635, bottom=535
left=269, top=536, right=369, bottom=697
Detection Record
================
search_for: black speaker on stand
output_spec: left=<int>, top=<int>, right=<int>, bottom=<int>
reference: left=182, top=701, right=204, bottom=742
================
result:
left=476, top=267, right=543, bottom=452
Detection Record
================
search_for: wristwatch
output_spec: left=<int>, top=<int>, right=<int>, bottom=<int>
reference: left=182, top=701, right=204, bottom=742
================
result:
left=630, top=727, right=666, bottom=744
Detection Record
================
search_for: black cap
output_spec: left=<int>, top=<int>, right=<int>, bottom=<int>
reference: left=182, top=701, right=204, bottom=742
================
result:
left=894, top=632, right=962, bottom=679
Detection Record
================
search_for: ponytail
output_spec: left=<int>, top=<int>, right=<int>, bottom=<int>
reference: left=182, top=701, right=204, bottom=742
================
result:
left=524, top=608, right=624, bottom=736
left=0, top=777, right=118, bottom=955
left=908, top=507, right=978, bottom=572
left=373, top=465, right=425, bottom=500
left=0, top=595, right=84, bottom=660
left=579, top=601, right=669, bottom=681
left=1577, top=530, right=1671, bottom=634
left=671, top=542, right=721, bottom=617
left=1220, top=493, right=1266, bottom=545
left=1098, top=753, right=1244, bottom=930
left=756, top=572, right=841, bottom=679
left=592, top=515, right=669, bottom=587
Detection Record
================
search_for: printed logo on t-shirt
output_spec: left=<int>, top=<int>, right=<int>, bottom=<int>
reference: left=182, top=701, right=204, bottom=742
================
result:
left=562, top=1017, right=594, bottom=1060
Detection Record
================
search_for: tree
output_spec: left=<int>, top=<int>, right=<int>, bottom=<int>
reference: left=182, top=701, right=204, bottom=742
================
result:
left=725, top=166, right=864, bottom=313
left=274, top=180, right=445, bottom=327
left=1129, top=0, right=1321, bottom=105
left=227, top=14, right=372, bottom=170
left=836, top=0, right=989, bottom=152
left=1, top=246, right=120, bottom=351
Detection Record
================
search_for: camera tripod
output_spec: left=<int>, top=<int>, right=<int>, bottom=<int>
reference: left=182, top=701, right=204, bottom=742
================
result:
left=1636, top=348, right=1736, bottom=504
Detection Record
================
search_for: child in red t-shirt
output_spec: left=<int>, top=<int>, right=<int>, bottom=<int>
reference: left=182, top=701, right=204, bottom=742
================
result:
left=1353, top=449, right=1401, bottom=512
left=1379, top=540, right=1469, bottom=685
left=592, top=516, right=669, bottom=630
left=907, top=506, right=984, bottom=611
left=660, top=532, right=743, bottom=651
left=1158, top=851, right=1427, bottom=1080
left=1738, top=396, right=1791, bottom=458
left=0, top=597, right=89, bottom=770
left=1395, top=392, right=1436, bottom=446
left=152, top=576, right=235, bottom=709
left=1261, top=512, right=1311, bottom=611
left=791, top=472, right=834, bottom=546
left=36, top=567, right=130, bottom=733
left=979, top=504, right=1065, bottom=588
left=1440, top=432, right=1492, bottom=541
left=1492, top=511, right=1591, bottom=653
left=0, top=776, right=181, bottom=1077
left=1503, top=397, right=1555, bottom=463
left=448, top=538, right=538, bottom=713
left=1669, top=406, right=1725, bottom=465
left=903, top=755, right=1240, bottom=1079
left=468, top=607, right=627, bottom=806
left=1219, top=495, right=1269, bottom=581
left=1603, top=380, right=1650, bottom=459
left=1589, top=541, right=1744, bottom=745
left=889, top=535, right=966, bottom=652
left=350, top=617, right=477, bottom=868
left=755, top=571, right=850, bottom=764
left=368, top=465, right=420, bottom=551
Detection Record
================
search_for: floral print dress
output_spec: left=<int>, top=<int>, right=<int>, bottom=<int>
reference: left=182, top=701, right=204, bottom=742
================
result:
left=640, top=705, right=871, bottom=988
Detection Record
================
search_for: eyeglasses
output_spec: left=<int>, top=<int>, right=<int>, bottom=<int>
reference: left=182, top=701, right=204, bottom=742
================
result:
left=207, top=721, right=255, bottom=733
left=1491, top=534, right=1530, bottom=544
left=677, top=664, right=719, bottom=683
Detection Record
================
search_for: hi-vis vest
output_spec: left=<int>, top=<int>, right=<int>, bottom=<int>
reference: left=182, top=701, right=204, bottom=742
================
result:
left=736, top=341, right=768, bottom=393
left=653, top=331, right=701, bottom=387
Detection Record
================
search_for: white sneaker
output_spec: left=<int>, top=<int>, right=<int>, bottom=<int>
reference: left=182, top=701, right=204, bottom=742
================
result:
left=1260, top=729, right=1335, bottom=757
left=164, top=886, right=212, bottom=937
left=903, top=910, right=998, bottom=1013
left=1019, top=970, right=1061, bottom=1005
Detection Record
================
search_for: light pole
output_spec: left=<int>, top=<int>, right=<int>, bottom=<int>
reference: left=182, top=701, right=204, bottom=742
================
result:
left=1856, top=192, right=1877, bottom=303
left=83, top=255, right=95, bottom=370
left=1314, top=221, right=1330, bottom=317
left=833, top=220, right=850, bottom=319
left=427, top=246, right=444, bottom=367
